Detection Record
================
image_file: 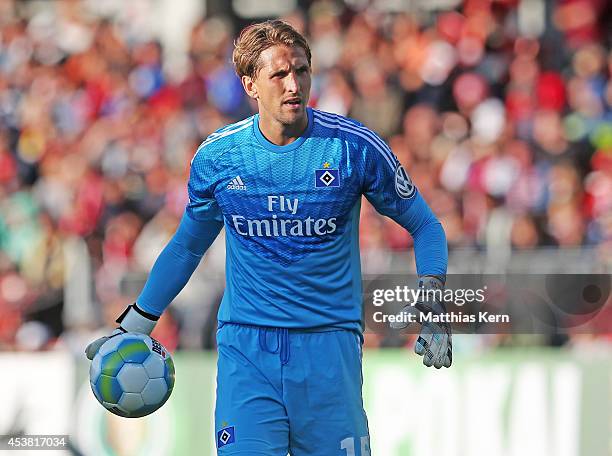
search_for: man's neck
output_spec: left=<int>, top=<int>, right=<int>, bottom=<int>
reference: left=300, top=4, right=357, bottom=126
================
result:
left=258, top=111, right=308, bottom=146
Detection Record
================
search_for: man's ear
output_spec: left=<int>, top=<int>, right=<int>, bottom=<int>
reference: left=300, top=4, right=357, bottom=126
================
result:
left=241, top=75, right=258, bottom=100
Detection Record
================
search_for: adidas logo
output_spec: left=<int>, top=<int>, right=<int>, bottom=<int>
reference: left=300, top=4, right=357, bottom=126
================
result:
left=227, top=176, right=247, bottom=191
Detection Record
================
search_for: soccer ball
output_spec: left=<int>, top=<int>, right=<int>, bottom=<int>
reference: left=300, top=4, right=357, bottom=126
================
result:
left=89, top=333, right=175, bottom=418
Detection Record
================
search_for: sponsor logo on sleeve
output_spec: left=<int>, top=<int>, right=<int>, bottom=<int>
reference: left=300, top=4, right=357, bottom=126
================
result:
left=395, top=163, right=416, bottom=199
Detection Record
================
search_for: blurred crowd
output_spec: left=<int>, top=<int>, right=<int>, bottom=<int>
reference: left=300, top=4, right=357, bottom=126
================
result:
left=0, top=0, right=610, bottom=350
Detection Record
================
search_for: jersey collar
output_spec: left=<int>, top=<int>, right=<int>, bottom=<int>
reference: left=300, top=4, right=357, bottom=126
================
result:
left=253, top=107, right=314, bottom=153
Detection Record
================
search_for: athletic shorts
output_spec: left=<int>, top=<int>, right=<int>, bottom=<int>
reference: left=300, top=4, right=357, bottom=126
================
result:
left=214, top=323, right=371, bottom=455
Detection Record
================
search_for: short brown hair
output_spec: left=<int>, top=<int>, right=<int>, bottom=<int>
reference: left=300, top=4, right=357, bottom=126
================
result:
left=232, top=20, right=311, bottom=79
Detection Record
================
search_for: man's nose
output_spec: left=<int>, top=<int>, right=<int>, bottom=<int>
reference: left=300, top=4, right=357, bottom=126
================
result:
left=285, top=71, right=299, bottom=93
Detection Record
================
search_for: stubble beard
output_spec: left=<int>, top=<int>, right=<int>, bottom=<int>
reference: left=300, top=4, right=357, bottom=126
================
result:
left=278, top=104, right=307, bottom=128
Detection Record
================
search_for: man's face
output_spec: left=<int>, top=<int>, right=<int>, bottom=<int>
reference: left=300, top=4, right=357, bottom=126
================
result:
left=243, top=45, right=311, bottom=127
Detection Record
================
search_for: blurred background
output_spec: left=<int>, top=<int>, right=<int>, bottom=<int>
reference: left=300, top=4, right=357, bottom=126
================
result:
left=0, top=0, right=610, bottom=454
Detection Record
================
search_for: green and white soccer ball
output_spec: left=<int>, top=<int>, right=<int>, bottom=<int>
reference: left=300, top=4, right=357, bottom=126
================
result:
left=89, top=333, right=175, bottom=418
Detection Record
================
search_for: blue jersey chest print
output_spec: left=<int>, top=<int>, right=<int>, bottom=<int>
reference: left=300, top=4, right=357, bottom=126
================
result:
left=213, top=114, right=362, bottom=266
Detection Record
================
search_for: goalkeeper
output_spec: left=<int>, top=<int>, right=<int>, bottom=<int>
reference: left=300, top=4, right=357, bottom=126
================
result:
left=86, top=20, right=449, bottom=455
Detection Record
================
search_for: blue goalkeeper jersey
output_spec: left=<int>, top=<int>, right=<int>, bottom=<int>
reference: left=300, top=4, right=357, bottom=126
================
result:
left=184, top=107, right=446, bottom=332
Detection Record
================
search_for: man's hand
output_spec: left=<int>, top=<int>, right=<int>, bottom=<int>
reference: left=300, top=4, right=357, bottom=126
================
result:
left=84, top=303, right=158, bottom=360
left=391, top=276, right=452, bottom=369
left=85, top=328, right=126, bottom=360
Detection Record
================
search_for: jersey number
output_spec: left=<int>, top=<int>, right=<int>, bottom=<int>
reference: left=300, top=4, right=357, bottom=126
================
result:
left=340, top=436, right=370, bottom=456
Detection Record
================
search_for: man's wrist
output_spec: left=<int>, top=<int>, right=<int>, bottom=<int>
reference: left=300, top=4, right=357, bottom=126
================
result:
left=416, top=275, right=446, bottom=315
left=116, top=303, right=159, bottom=335
left=418, top=275, right=445, bottom=289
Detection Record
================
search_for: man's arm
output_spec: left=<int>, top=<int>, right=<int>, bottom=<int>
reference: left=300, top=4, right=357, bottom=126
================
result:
left=365, top=176, right=452, bottom=369
left=359, top=129, right=450, bottom=368
left=386, top=190, right=447, bottom=278
left=136, top=212, right=223, bottom=316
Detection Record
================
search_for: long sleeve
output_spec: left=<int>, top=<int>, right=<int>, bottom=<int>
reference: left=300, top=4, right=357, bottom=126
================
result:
left=136, top=211, right=223, bottom=316
left=361, top=131, right=448, bottom=276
